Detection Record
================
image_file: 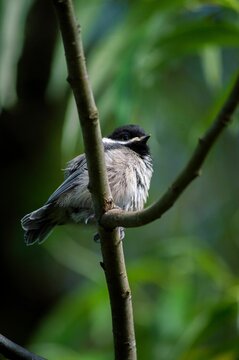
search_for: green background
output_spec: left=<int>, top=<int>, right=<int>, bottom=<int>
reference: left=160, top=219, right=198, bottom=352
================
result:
left=0, top=0, right=239, bottom=359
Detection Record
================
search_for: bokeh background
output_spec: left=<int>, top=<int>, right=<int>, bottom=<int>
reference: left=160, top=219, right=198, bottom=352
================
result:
left=1, top=0, right=239, bottom=359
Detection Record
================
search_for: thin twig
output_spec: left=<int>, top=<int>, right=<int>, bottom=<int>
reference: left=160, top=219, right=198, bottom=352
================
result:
left=101, top=73, right=239, bottom=228
left=52, top=1, right=137, bottom=359
left=0, top=334, right=46, bottom=360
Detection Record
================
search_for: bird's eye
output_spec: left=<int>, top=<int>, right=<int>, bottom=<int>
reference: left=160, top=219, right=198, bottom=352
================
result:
left=121, top=133, right=129, bottom=141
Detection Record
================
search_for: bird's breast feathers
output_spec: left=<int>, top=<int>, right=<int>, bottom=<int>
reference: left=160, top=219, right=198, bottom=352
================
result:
left=104, top=147, right=152, bottom=211
left=57, top=146, right=152, bottom=217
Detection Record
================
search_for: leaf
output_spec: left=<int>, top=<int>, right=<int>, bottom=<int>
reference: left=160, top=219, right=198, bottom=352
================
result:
left=154, top=21, right=239, bottom=68
left=0, top=0, right=33, bottom=108
left=201, top=47, right=223, bottom=91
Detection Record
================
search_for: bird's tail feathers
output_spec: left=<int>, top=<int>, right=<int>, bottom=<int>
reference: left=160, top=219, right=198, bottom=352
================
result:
left=21, top=204, right=56, bottom=245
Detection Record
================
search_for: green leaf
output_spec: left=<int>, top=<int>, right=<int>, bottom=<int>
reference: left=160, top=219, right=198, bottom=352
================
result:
left=0, top=0, right=33, bottom=108
left=201, top=47, right=223, bottom=91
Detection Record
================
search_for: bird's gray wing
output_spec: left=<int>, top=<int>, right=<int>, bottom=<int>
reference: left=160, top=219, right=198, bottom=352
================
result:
left=64, top=154, right=87, bottom=179
left=46, top=155, right=88, bottom=204
left=46, top=170, right=80, bottom=204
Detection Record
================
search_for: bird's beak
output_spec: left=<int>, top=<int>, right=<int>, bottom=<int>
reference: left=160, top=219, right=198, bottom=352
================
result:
left=139, top=134, right=151, bottom=143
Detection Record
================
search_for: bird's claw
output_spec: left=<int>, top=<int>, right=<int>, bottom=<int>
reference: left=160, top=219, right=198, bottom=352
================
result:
left=119, top=227, right=125, bottom=240
left=93, top=227, right=125, bottom=243
left=93, top=232, right=101, bottom=243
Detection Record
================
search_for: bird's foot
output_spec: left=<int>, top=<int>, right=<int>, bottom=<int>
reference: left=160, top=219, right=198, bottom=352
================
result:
left=119, top=227, right=125, bottom=240
left=93, top=227, right=125, bottom=243
left=93, top=232, right=101, bottom=243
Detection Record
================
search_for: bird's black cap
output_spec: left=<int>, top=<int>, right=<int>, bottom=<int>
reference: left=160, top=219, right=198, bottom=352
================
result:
left=108, top=124, right=150, bottom=157
left=108, top=124, right=148, bottom=141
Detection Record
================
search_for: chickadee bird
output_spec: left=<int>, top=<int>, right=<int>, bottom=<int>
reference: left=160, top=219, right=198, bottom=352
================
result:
left=21, top=124, right=153, bottom=245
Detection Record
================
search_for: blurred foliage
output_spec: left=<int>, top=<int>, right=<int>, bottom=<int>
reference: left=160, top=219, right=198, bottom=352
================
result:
left=0, top=0, right=239, bottom=359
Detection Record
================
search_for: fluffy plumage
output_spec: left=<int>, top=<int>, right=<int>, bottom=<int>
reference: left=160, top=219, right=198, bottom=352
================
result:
left=21, top=125, right=153, bottom=245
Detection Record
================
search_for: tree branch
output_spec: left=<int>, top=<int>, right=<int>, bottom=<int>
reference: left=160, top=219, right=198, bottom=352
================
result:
left=51, top=0, right=111, bottom=217
left=0, top=334, right=46, bottom=360
left=52, top=1, right=136, bottom=359
left=101, top=74, right=239, bottom=228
